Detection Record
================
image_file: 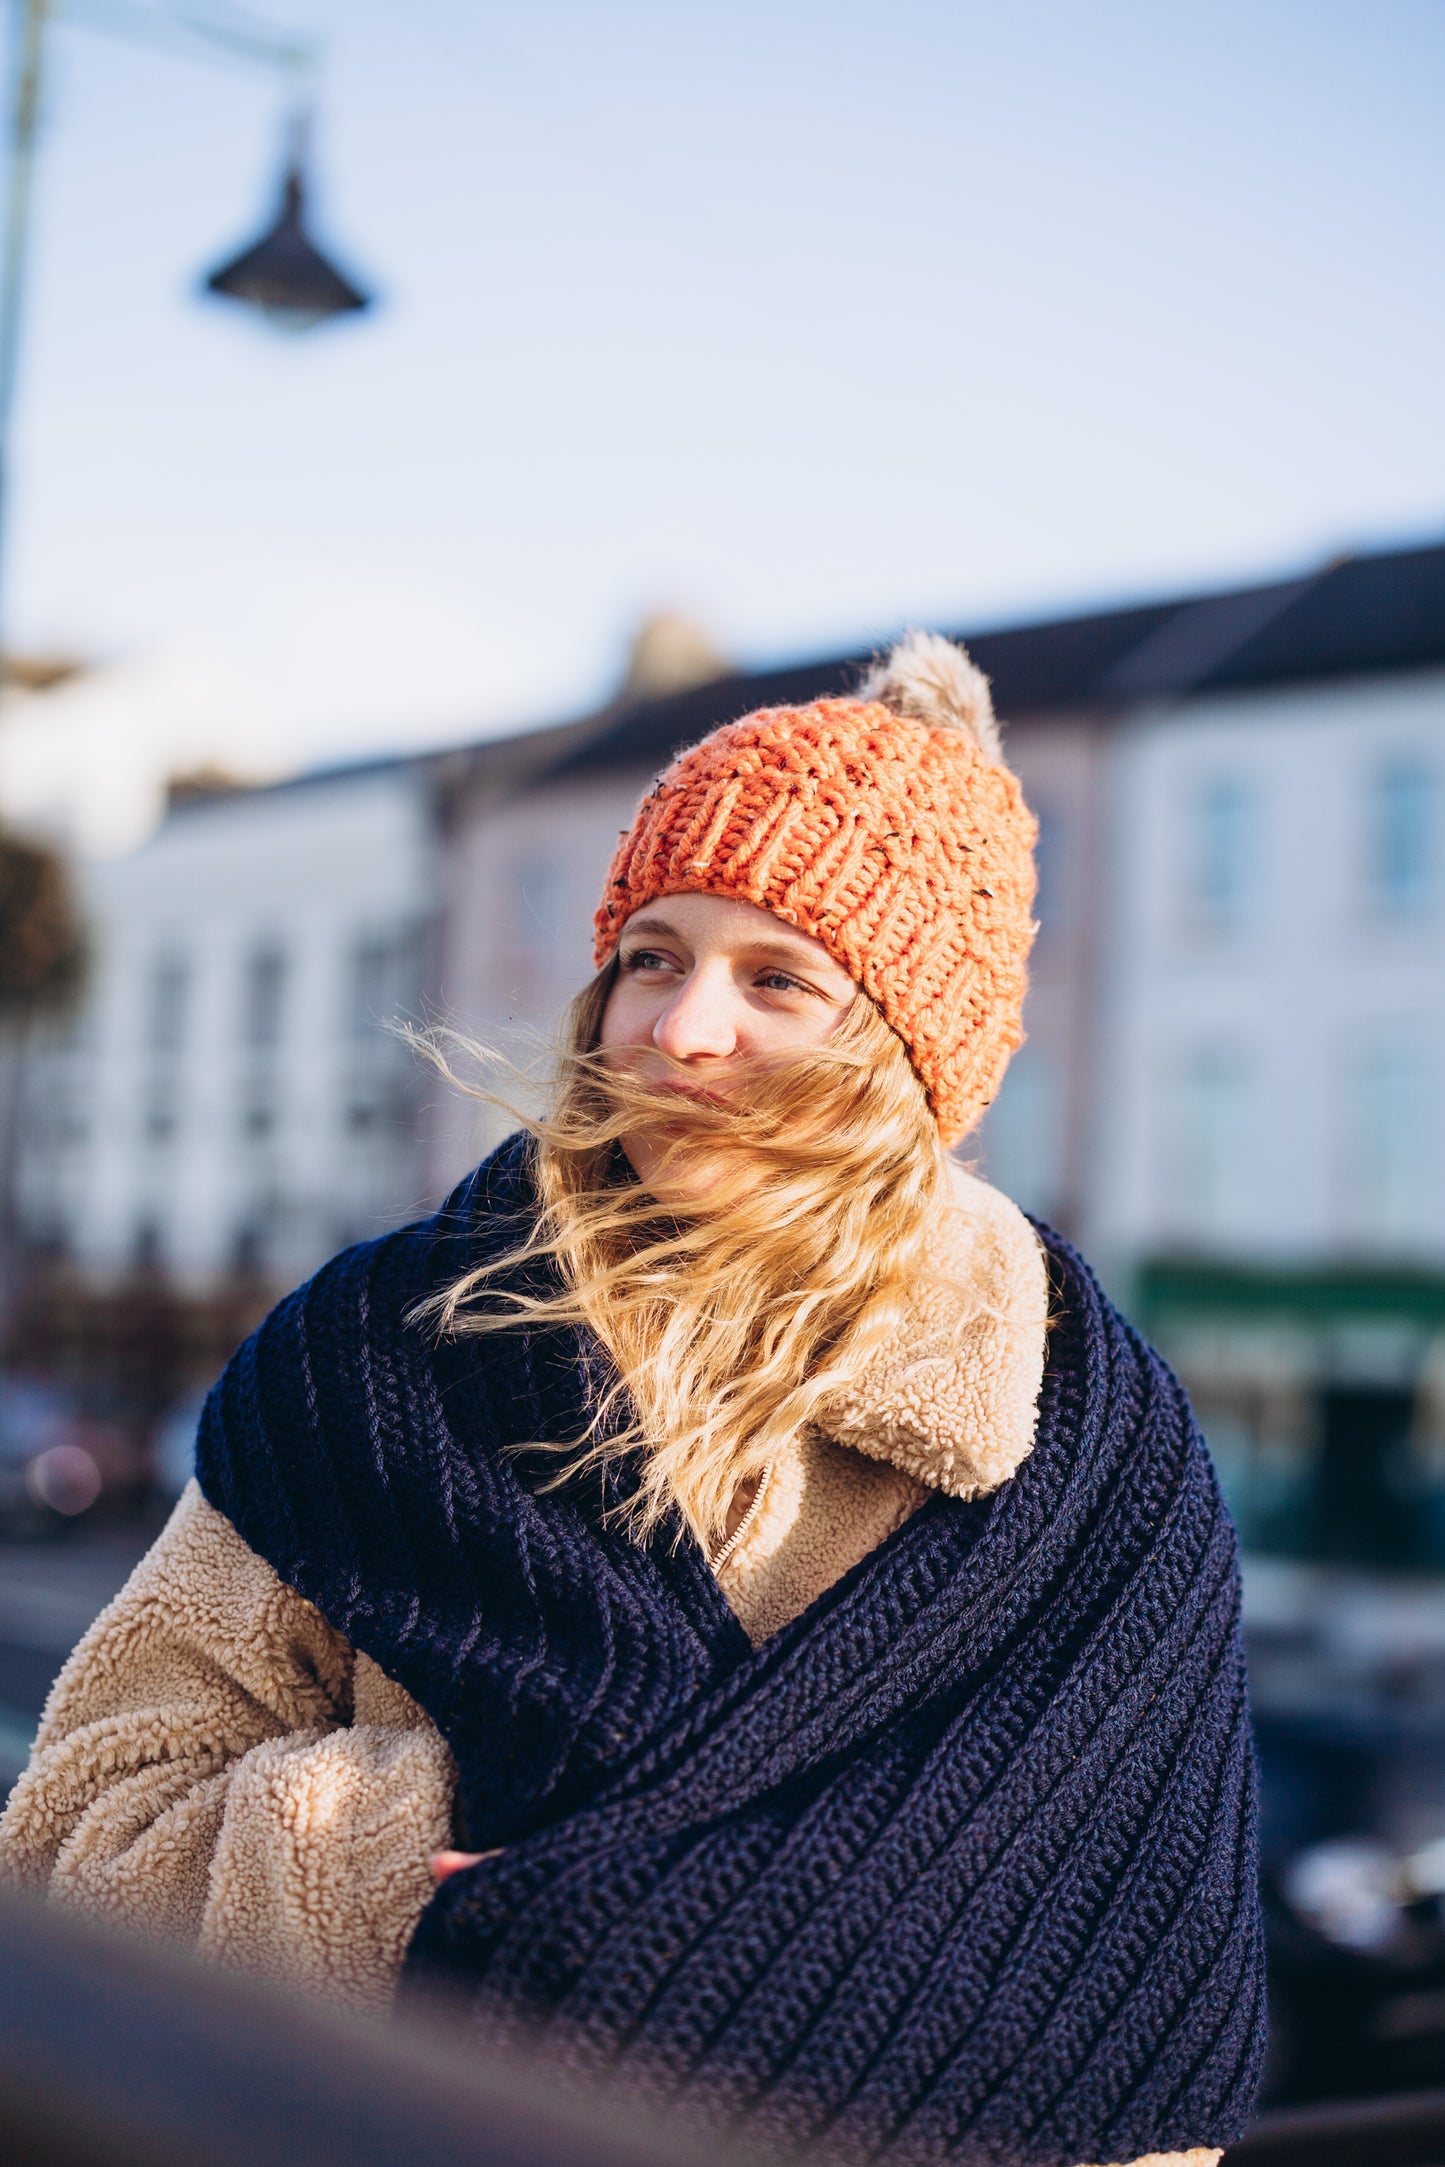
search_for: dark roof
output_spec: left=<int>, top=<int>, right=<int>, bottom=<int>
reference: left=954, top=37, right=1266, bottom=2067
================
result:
left=1096, top=577, right=1317, bottom=700
left=549, top=599, right=1187, bottom=781
left=161, top=715, right=592, bottom=824
left=548, top=537, right=1445, bottom=781
left=159, top=746, right=430, bottom=820
left=960, top=597, right=1183, bottom=713
left=547, top=658, right=865, bottom=781
left=1204, top=543, right=1445, bottom=691
left=162, top=536, right=1445, bottom=827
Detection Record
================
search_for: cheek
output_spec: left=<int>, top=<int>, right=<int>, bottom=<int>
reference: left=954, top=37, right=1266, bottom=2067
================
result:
left=598, top=976, right=646, bottom=1050
left=769, top=993, right=856, bottom=1049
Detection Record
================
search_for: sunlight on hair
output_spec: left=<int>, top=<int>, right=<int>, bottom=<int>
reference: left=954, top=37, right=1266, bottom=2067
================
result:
left=409, top=967, right=989, bottom=1551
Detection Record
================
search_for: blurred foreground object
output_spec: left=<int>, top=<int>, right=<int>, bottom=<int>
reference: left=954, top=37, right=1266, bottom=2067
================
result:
left=0, top=1888, right=1440, bottom=2167
left=0, top=1887, right=716, bottom=2167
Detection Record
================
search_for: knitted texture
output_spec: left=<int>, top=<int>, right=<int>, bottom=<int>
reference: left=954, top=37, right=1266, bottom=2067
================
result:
left=196, top=1133, right=1263, bottom=2167
left=593, top=683, right=1038, bottom=1145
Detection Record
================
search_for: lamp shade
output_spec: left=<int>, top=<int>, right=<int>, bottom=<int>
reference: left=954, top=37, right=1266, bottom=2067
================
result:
left=203, top=159, right=371, bottom=331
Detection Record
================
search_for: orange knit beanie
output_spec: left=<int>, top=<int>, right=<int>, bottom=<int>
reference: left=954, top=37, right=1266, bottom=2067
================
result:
left=593, top=632, right=1038, bottom=1145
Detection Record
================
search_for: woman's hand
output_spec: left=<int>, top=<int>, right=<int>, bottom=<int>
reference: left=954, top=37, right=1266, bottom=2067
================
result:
left=429, top=1849, right=486, bottom=1883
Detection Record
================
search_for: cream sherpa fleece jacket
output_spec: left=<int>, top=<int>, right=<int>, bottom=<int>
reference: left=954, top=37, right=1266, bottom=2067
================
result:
left=0, top=1168, right=1218, bottom=2167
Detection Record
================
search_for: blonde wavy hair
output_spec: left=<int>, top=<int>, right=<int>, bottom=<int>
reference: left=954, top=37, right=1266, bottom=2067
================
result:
left=419, top=962, right=969, bottom=1551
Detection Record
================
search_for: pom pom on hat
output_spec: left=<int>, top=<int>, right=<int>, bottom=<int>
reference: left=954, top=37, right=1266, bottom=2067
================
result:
left=594, top=632, right=1037, bottom=1144
left=858, top=629, right=1002, bottom=763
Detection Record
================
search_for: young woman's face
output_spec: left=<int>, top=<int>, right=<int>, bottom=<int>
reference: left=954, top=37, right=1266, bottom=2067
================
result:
left=598, top=891, right=858, bottom=1195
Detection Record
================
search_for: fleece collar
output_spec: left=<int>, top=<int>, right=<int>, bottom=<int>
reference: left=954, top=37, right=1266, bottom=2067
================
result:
left=823, top=1164, right=1049, bottom=1501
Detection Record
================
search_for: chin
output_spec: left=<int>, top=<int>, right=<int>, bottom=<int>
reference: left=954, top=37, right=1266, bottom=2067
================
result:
left=626, top=1135, right=724, bottom=1209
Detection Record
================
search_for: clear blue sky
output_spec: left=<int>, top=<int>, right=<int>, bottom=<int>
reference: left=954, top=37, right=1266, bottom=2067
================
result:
left=7, top=0, right=1444, bottom=761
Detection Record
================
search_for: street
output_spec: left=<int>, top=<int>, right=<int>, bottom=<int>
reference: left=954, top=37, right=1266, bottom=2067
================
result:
left=0, top=1517, right=157, bottom=1787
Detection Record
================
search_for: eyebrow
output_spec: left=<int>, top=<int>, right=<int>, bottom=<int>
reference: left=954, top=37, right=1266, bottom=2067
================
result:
left=619, top=914, right=685, bottom=942
left=620, top=915, right=851, bottom=980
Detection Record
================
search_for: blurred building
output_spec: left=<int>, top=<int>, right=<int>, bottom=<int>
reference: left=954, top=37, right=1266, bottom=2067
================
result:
left=433, top=541, right=1445, bottom=1598
left=0, top=643, right=278, bottom=860
left=1088, top=546, right=1445, bottom=1577
left=9, top=541, right=1445, bottom=1584
left=17, top=758, right=441, bottom=1292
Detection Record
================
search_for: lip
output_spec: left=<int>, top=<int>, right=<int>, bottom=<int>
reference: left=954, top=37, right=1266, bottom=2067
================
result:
left=656, top=1079, right=731, bottom=1109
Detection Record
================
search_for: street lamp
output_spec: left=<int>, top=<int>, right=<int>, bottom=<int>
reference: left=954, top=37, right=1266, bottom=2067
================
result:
left=203, top=110, right=371, bottom=330
left=0, top=0, right=376, bottom=680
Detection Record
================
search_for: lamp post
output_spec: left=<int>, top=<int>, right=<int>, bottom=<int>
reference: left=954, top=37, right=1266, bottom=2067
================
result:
left=0, top=0, right=374, bottom=686
left=203, top=106, right=370, bottom=330
left=0, top=0, right=47, bottom=689
left=0, top=0, right=375, bottom=1296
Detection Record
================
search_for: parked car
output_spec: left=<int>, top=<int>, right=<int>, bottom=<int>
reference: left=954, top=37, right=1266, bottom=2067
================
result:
left=0, top=1374, right=147, bottom=1535
left=1265, top=1829, right=1445, bottom=2101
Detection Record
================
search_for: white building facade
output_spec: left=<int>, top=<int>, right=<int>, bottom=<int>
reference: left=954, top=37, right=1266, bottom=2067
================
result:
left=12, top=543, right=1444, bottom=1579
left=1089, top=657, right=1445, bottom=1575
left=19, top=759, right=440, bottom=1291
left=1093, top=664, right=1445, bottom=1272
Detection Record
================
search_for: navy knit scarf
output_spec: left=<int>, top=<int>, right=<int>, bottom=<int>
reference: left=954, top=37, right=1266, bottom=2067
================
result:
left=196, top=1132, right=1264, bottom=2167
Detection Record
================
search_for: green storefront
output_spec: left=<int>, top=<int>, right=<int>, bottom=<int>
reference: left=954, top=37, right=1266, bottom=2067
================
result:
left=1134, top=1260, right=1445, bottom=1574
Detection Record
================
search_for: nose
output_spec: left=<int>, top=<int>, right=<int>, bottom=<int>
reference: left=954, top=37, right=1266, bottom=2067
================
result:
left=651, top=964, right=738, bottom=1062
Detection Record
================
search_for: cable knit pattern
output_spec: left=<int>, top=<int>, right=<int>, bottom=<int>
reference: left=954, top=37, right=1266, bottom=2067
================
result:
left=593, top=689, right=1038, bottom=1144
left=0, top=1169, right=1040, bottom=1995
left=190, top=1131, right=1263, bottom=2167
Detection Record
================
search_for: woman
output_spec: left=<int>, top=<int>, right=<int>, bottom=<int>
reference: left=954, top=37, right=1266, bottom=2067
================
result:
left=0, top=635, right=1263, bottom=2167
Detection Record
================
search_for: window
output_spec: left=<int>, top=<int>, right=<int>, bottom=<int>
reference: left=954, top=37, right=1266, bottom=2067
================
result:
left=1370, top=759, right=1436, bottom=918
left=343, top=928, right=419, bottom=1131
left=1316, top=1385, right=1420, bottom=1568
left=1349, top=1040, right=1430, bottom=1245
left=1169, top=1047, right=1252, bottom=1241
left=978, top=1047, right=1064, bottom=1220
left=347, top=929, right=415, bottom=1042
left=230, top=1221, right=265, bottom=1276
left=511, top=855, right=567, bottom=962
left=242, top=943, right=287, bottom=1049
left=1032, top=807, right=1068, bottom=939
left=239, top=943, right=287, bottom=1141
left=147, top=953, right=189, bottom=1053
left=24, top=1013, right=92, bottom=1154
left=143, top=952, right=189, bottom=1143
left=1187, top=778, right=1255, bottom=930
